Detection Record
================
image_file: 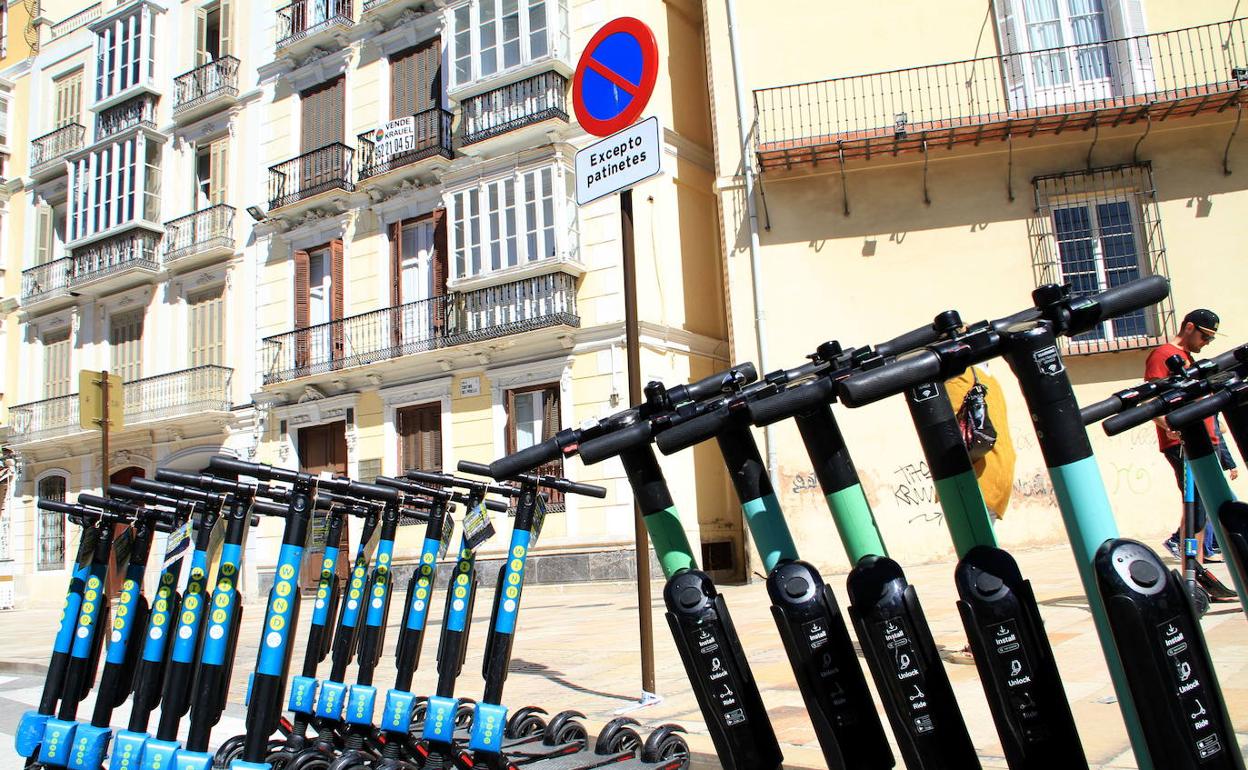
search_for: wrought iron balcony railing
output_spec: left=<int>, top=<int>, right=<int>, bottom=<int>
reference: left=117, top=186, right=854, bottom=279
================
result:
left=164, top=205, right=235, bottom=262
left=70, top=230, right=162, bottom=284
left=276, top=0, right=354, bottom=49
left=49, top=2, right=101, bottom=39
left=262, top=270, right=579, bottom=383
left=356, top=107, right=454, bottom=180
left=268, top=143, right=355, bottom=210
left=7, top=366, right=234, bottom=444
left=21, top=258, right=74, bottom=304
left=461, top=71, right=569, bottom=145
left=95, top=94, right=159, bottom=142
left=31, top=124, right=85, bottom=173
left=173, top=57, right=240, bottom=115
left=753, top=18, right=1248, bottom=167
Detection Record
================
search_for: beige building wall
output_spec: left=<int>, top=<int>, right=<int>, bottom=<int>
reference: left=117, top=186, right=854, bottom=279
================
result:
left=704, top=1, right=1248, bottom=577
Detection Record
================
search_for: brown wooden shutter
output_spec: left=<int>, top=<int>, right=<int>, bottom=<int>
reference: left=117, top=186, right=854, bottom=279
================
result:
left=397, top=403, right=442, bottom=472
left=330, top=238, right=345, bottom=361
left=293, top=249, right=310, bottom=368
left=218, top=0, right=233, bottom=57
left=504, top=388, right=516, bottom=455
left=389, top=221, right=402, bottom=348
left=432, top=208, right=448, bottom=335
left=301, top=77, right=345, bottom=153
left=391, top=47, right=416, bottom=119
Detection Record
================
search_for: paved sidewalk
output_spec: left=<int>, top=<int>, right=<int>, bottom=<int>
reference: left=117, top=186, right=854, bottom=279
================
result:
left=2, top=541, right=1245, bottom=769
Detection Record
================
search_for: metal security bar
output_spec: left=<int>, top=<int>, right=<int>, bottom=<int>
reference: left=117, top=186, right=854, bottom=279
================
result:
left=1030, top=162, right=1176, bottom=354
left=70, top=231, right=162, bottom=284
left=262, top=271, right=580, bottom=383
left=95, top=94, right=159, bottom=142
left=356, top=107, right=454, bottom=180
left=276, top=0, right=354, bottom=48
left=754, top=19, right=1248, bottom=167
left=268, top=143, right=355, bottom=210
left=173, top=56, right=240, bottom=114
left=461, top=71, right=569, bottom=145
left=164, top=205, right=235, bottom=262
left=31, top=124, right=85, bottom=172
left=21, top=258, right=74, bottom=304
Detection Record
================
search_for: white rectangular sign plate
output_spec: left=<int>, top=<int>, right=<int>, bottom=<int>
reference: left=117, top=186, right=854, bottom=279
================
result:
left=575, top=116, right=662, bottom=206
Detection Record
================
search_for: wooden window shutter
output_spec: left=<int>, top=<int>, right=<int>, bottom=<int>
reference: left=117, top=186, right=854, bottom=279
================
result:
left=293, top=249, right=311, bottom=368
left=326, top=77, right=345, bottom=144
left=330, top=238, right=345, bottom=359
left=209, top=138, right=228, bottom=206
left=35, top=204, right=52, bottom=265
left=504, top=388, right=517, bottom=454
left=389, top=221, right=402, bottom=348
left=432, top=209, right=448, bottom=335
left=195, top=9, right=208, bottom=65
left=391, top=47, right=416, bottom=119
left=300, top=77, right=344, bottom=152
left=218, top=0, right=232, bottom=57
left=300, top=87, right=318, bottom=152
left=188, top=286, right=225, bottom=367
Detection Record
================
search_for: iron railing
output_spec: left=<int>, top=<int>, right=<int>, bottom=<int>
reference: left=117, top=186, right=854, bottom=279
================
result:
left=164, top=205, right=235, bottom=262
left=21, top=258, right=73, bottom=304
left=31, top=124, right=85, bottom=172
left=7, top=366, right=233, bottom=443
left=754, top=19, right=1248, bottom=154
left=173, top=56, right=240, bottom=115
left=262, top=270, right=579, bottom=383
left=70, top=230, right=162, bottom=284
left=276, top=0, right=353, bottom=49
left=461, top=71, right=568, bottom=145
left=356, top=107, right=454, bottom=180
left=268, top=143, right=355, bottom=210
left=95, top=94, right=159, bottom=142
left=49, top=2, right=101, bottom=38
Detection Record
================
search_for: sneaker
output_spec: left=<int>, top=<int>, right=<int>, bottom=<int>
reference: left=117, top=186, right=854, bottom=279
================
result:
left=1163, top=536, right=1180, bottom=560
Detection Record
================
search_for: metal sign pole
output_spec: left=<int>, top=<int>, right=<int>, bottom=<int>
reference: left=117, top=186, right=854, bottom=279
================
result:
left=100, top=371, right=110, bottom=488
left=621, top=188, right=656, bottom=697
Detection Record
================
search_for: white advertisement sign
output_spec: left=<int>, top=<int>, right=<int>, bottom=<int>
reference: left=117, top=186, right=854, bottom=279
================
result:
left=575, top=116, right=662, bottom=206
left=373, top=116, right=416, bottom=163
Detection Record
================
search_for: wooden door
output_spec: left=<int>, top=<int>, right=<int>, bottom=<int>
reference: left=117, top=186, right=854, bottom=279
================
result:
left=297, top=421, right=348, bottom=590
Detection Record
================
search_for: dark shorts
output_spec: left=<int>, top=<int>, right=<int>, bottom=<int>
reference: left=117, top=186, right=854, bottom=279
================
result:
left=1163, top=445, right=1207, bottom=531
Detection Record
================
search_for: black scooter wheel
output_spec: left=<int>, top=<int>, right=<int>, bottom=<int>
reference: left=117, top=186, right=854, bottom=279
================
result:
left=213, top=734, right=246, bottom=766
left=543, top=711, right=588, bottom=748
left=640, top=725, right=689, bottom=766
left=505, top=706, right=548, bottom=739
left=287, top=748, right=335, bottom=770
left=593, top=717, right=640, bottom=755
left=326, top=749, right=375, bottom=770
left=409, top=697, right=429, bottom=731
left=454, top=700, right=476, bottom=729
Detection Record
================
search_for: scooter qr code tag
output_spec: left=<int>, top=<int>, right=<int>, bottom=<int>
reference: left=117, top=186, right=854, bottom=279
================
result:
left=439, top=516, right=455, bottom=559
left=1033, top=345, right=1065, bottom=376
left=164, top=521, right=192, bottom=567
left=463, top=504, right=495, bottom=550
left=76, top=526, right=99, bottom=570
left=532, top=494, right=548, bottom=546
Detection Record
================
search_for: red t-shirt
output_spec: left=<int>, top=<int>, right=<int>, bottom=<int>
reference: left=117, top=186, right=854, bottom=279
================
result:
left=1144, top=342, right=1217, bottom=451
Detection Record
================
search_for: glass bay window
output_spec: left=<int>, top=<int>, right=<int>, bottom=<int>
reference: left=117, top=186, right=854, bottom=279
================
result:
left=448, top=0, right=570, bottom=89
left=94, top=3, right=158, bottom=104
left=67, top=133, right=163, bottom=243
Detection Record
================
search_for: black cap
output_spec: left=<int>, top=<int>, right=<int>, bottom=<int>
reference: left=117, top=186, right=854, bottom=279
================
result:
left=1182, top=309, right=1219, bottom=335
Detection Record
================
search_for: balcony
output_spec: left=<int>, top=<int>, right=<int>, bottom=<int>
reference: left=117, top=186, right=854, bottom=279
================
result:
left=68, top=230, right=162, bottom=296
left=6, top=366, right=234, bottom=446
left=356, top=108, right=453, bottom=182
left=30, top=124, right=85, bottom=179
left=753, top=18, right=1248, bottom=171
left=20, top=258, right=75, bottom=311
left=95, top=94, right=159, bottom=143
left=268, top=143, right=355, bottom=211
left=173, top=57, right=240, bottom=123
left=48, top=3, right=102, bottom=40
left=262, top=271, right=579, bottom=384
left=360, top=0, right=442, bottom=27
left=163, top=205, right=235, bottom=269
left=460, top=71, right=569, bottom=147
left=276, top=0, right=354, bottom=56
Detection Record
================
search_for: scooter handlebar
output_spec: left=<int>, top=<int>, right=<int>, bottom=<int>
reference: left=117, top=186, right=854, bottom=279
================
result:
left=107, top=484, right=182, bottom=511
left=1166, top=390, right=1234, bottom=430
left=668, top=363, right=759, bottom=405
left=488, top=439, right=564, bottom=480
left=252, top=500, right=290, bottom=517
left=578, top=420, right=653, bottom=465
left=1080, top=395, right=1124, bottom=425
left=206, top=455, right=298, bottom=483
left=1074, top=275, right=1170, bottom=333
left=78, top=494, right=179, bottom=532
left=875, top=324, right=942, bottom=359
left=1103, top=396, right=1173, bottom=436
left=748, top=376, right=836, bottom=426
left=839, top=349, right=944, bottom=408
left=655, top=407, right=731, bottom=456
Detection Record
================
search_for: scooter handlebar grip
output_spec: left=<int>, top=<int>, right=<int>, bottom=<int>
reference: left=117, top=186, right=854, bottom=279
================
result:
left=340, top=480, right=399, bottom=504
left=748, top=377, right=835, bottom=426
left=38, top=499, right=84, bottom=515
left=206, top=455, right=266, bottom=479
left=578, top=420, right=653, bottom=465
left=482, top=498, right=510, bottom=512
left=488, top=439, right=562, bottom=480
left=405, top=469, right=456, bottom=486
left=107, top=484, right=178, bottom=510
left=1072, top=276, right=1170, bottom=336
left=1080, top=395, right=1124, bottom=425
left=1103, top=396, right=1172, bottom=436
left=252, top=500, right=288, bottom=517
left=1166, top=390, right=1233, bottom=430
left=839, top=349, right=943, bottom=408
left=875, top=324, right=941, bottom=359
left=457, top=460, right=494, bottom=478
left=681, top=363, right=759, bottom=403
left=559, top=480, right=607, bottom=498
left=155, top=468, right=206, bottom=487
left=655, top=408, right=730, bottom=456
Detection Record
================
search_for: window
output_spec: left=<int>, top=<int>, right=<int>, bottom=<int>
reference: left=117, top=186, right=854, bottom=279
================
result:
left=448, top=0, right=568, bottom=88
left=447, top=165, right=574, bottom=279
left=54, top=70, right=84, bottom=129
left=0, top=95, right=8, bottom=147
left=195, top=3, right=223, bottom=64
left=397, top=403, right=442, bottom=472
left=188, top=286, right=225, bottom=367
left=110, top=309, right=144, bottom=382
left=43, top=328, right=72, bottom=397
left=293, top=240, right=344, bottom=368
left=67, top=134, right=161, bottom=242
left=95, top=7, right=156, bottom=102
left=194, top=138, right=228, bottom=208
left=506, top=383, right=563, bottom=507
left=301, top=77, right=345, bottom=153
left=391, top=39, right=441, bottom=119
left=1031, top=162, right=1176, bottom=352
left=36, top=476, right=67, bottom=571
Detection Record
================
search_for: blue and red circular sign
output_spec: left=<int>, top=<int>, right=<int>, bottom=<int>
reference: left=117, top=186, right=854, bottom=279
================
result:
left=573, top=17, right=659, bottom=137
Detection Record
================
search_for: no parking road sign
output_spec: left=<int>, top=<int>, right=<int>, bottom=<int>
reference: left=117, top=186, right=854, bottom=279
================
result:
left=573, top=17, right=659, bottom=137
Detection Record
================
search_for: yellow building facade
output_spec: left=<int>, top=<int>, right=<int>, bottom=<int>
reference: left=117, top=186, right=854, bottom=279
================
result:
left=703, top=0, right=1248, bottom=577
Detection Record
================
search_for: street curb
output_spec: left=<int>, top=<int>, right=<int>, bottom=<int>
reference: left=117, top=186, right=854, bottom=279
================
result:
left=0, top=660, right=48, bottom=676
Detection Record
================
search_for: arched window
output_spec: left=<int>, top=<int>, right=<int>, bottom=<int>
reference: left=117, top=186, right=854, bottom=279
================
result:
left=36, top=474, right=68, bottom=571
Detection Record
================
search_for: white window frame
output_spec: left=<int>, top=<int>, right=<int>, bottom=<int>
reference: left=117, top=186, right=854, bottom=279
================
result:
left=445, top=162, right=576, bottom=281
left=379, top=378, right=453, bottom=478
left=447, top=0, right=569, bottom=90
left=95, top=7, right=154, bottom=103
left=67, top=134, right=159, bottom=244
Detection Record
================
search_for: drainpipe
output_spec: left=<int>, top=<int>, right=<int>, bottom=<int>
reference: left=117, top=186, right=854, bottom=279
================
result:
left=725, top=0, right=778, bottom=488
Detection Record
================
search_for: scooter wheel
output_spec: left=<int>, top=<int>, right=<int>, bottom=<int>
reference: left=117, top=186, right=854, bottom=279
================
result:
left=641, top=725, right=689, bottom=766
left=266, top=750, right=296, bottom=770
left=454, top=700, right=476, bottom=728
left=213, top=734, right=246, bottom=766
left=542, top=711, right=586, bottom=746
left=594, top=717, right=641, bottom=755
left=287, top=749, right=335, bottom=770
left=505, top=706, right=548, bottom=739
left=326, top=749, right=375, bottom=770
left=409, top=698, right=429, bottom=730
left=1192, top=583, right=1212, bottom=617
